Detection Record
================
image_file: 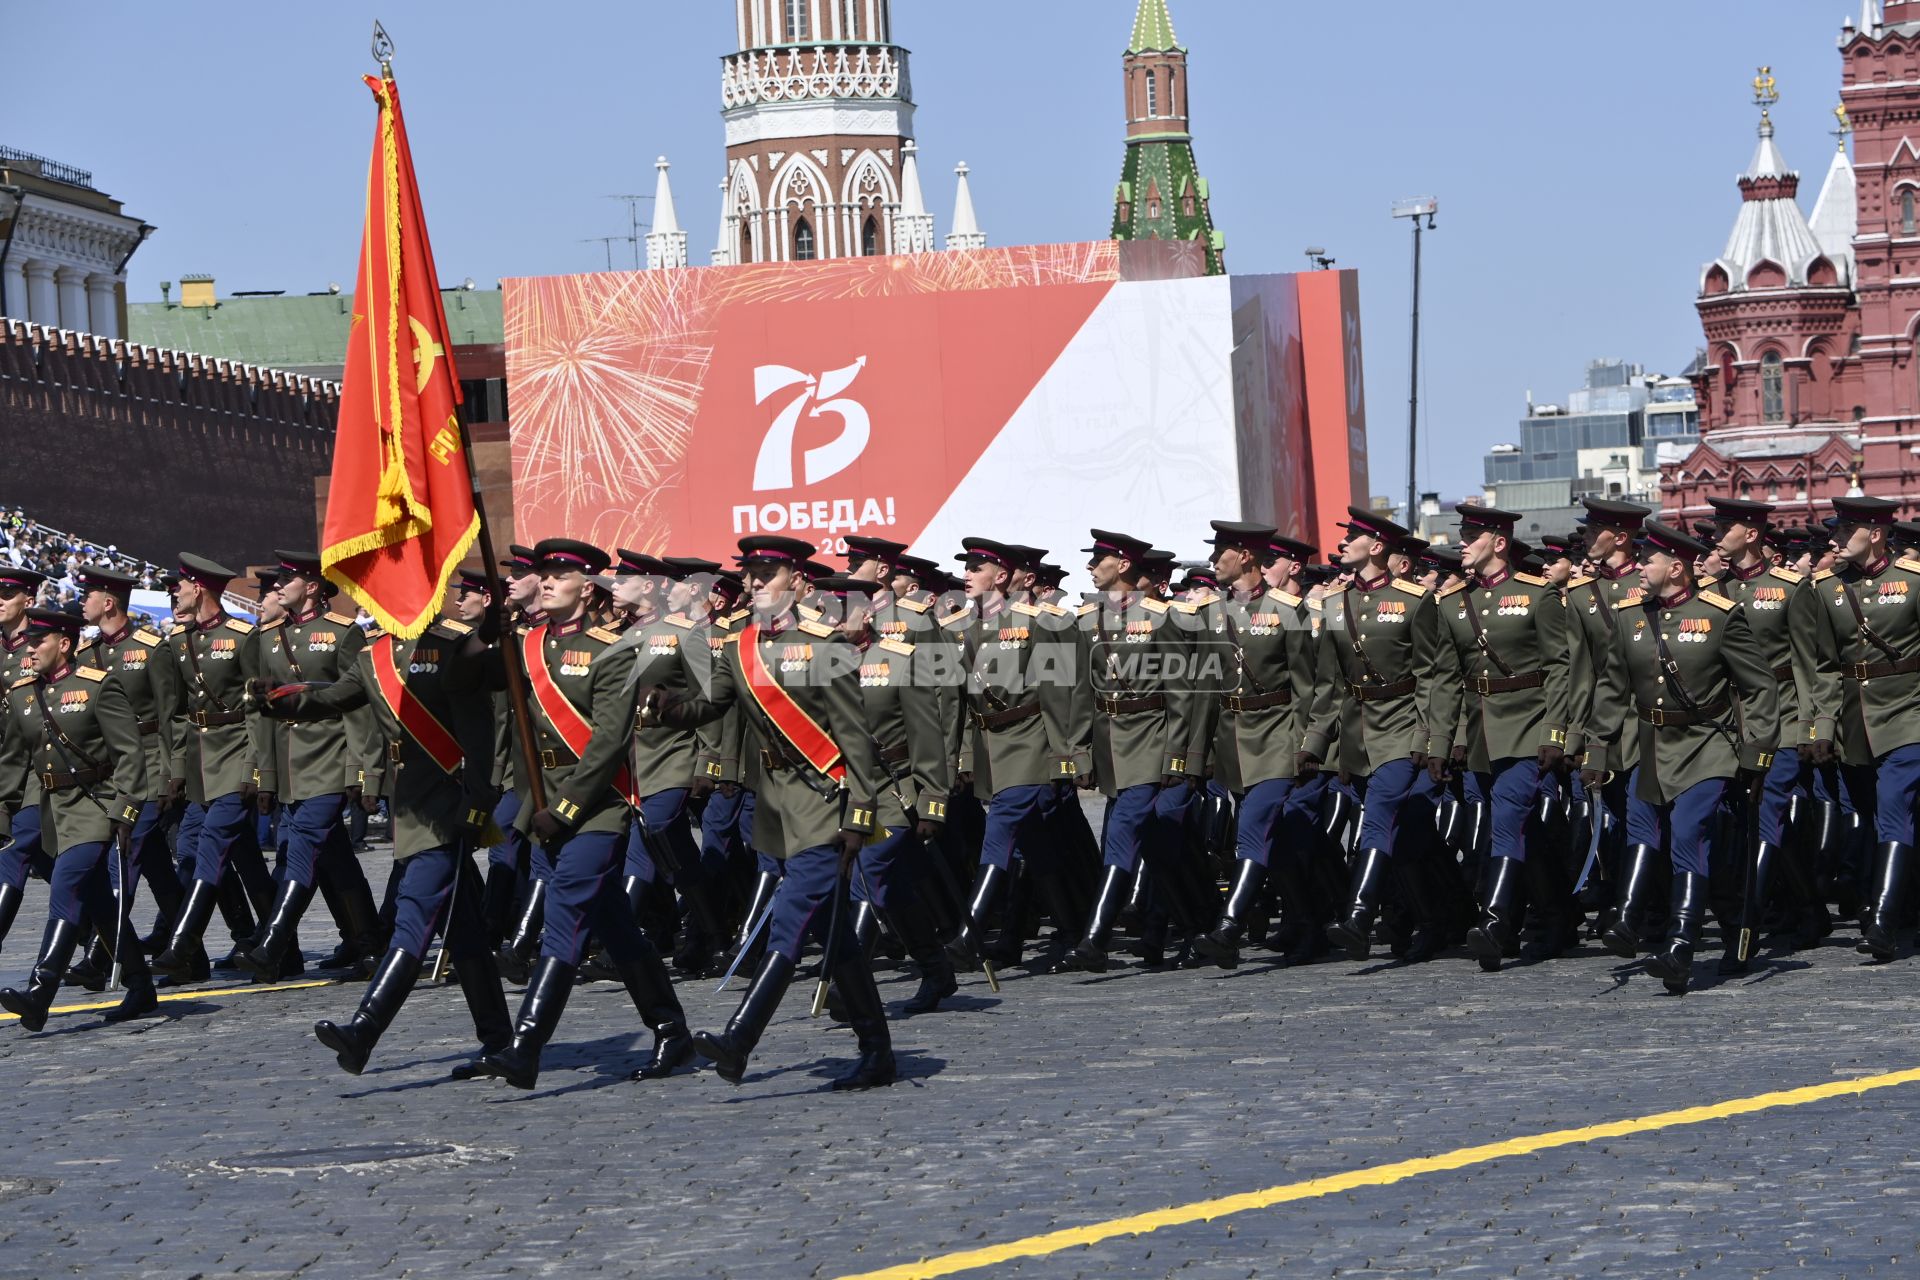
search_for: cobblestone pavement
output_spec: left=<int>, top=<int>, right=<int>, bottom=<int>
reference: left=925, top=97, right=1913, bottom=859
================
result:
left=2, top=845, right=1918, bottom=1279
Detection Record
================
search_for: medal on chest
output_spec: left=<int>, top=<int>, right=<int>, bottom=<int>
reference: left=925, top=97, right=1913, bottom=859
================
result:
left=208, top=637, right=237, bottom=660
left=57, top=688, right=89, bottom=715
left=1875, top=580, right=1910, bottom=607
left=1374, top=600, right=1406, bottom=624
left=306, top=629, right=339, bottom=654
left=1249, top=612, right=1282, bottom=636
left=778, top=643, right=813, bottom=672
left=859, top=661, right=892, bottom=687
left=1498, top=594, right=1529, bottom=617
left=1677, top=617, right=1712, bottom=644
left=559, top=648, right=594, bottom=677
left=120, top=648, right=148, bottom=670
left=647, top=633, right=681, bottom=657
left=1124, top=620, right=1153, bottom=644
left=1752, top=586, right=1786, bottom=611
left=997, top=627, right=1029, bottom=650
left=408, top=645, right=441, bottom=676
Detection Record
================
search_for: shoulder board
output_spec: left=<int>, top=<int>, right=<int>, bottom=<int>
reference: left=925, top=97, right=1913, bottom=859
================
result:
left=664, top=614, right=695, bottom=630
left=1076, top=602, right=1100, bottom=618
left=939, top=609, right=972, bottom=628
left=798, top=619, right=836, bottom=639
left=9, top=675, right=35, bottom=689
left=878, top=638, right=915, bottom=656
left=1697, top=576, right=1719, bottom=590
left=797, top=603, right=823, bottom=621
left=1140, top=597, right=1169, bottom=614
left=586, top=626, right=623, bottom=644
left=134, top=628, right=164, bottom=646
left=1390, top=579, right=1428, bottom=598
left=1768, top=566, right=1804, bottom=585
left=1040, top=602, right=1070, bottom=617
left=1306, top=597, right=1325, bottom=612
left=76, top=666, right=108, bottom=683
left=1437, top=581, right=1466, bottom=599
left=1568, top=575, right=1593, bottom=589
left=1172, top=601, right=1200, bottom=614
left=438, top=618, right=473, bottom=635
left=1010, top=601, right=1043, bottom=617
left=1814, top=569, right=1836, bottom=582
left=1700, top=591, right=1736, bottom=612
left=258, top=619, right=285, bottom=632
left=325, top=611, right=356, bottom=625
left=1267, top=588, right=1302, bottom=606
left=366, top=625, right=385, bottom=637
left=1515, top=572, right=1549, bottom=587
left=1614, top=596, right=1643, bottom=611
left=224, top=619, right=254, bottom=634
left=721, top=632, right=740, bottom=644
left=1900, top=556, right=1920, bottom=575
left=425, top=621, right=466, bottom=640
left=726, top=609, right=752, bottom=626
left=896, top=597, right=930, bottom=614
left=1187, top=591, right=1220, bottom=608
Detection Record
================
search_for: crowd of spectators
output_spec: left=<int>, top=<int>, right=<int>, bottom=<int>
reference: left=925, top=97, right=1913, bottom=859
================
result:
left=1, top=504, right=169, bottom=607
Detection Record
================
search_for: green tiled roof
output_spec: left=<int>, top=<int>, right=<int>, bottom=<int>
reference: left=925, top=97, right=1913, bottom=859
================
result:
left=127, top=288, right=503, bottom=378
left=1129, top=0, right=1182, bottom=53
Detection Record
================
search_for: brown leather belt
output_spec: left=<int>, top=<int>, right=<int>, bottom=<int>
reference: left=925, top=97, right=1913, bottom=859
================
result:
left=1771, top=662, right=1794, bottom=682
left=538, top=745, right=580, bottom=769
left=759, top=735, right=808, bottom=771
left=1221, top=690, right=1291, bottom=713
left=1847, top=655, right=1920, bottom=680
left=971, top=703, right=1041, bottom=732
left=1469, top=670, right=1545, bottom=696
left=878, top=740, right=910, bottom=765
left=137, top=718, right=161, bottom=735
left=40, top=764, right=108, bottom=791
left=188, top=709, right=245, bottom=727
left=1348, top=677, right=1416, bottom=703
left=1096, top=692, right=1166, bottom=715
left=1637, top=696, right=1731, bottom=728
left=388, top=740, right=404, bottom=763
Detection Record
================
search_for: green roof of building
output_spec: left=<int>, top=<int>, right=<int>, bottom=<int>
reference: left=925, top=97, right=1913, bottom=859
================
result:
left=1129, top=0, right=1182, bottom=53
left=127, top=288, right=503, bottom=379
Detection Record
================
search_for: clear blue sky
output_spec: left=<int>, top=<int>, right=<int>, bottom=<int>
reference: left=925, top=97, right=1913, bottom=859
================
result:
left=10, top=0, right=1857, bottom=504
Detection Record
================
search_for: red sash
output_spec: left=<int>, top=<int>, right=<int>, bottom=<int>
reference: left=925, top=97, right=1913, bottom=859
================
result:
left=369, top=635, right=463, bottom=775
left=522, top=623, right=639, bottom=806
left=738, top=621, right=845, bottom=784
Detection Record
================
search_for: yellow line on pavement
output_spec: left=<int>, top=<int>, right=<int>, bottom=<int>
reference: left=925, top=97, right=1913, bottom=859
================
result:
left=0, top=978, right=342, bottom=1022
left=834, top=1064, right=1920, bottom=1280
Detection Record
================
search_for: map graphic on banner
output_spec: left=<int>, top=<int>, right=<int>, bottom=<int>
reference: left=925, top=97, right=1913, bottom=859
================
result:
left=504, top=242, right=1367, bottom=575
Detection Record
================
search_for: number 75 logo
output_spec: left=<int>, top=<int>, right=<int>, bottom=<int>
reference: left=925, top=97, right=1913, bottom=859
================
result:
left=751, top=357, right=872, bottom=491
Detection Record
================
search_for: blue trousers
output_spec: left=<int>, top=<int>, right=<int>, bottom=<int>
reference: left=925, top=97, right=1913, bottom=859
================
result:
left=279, top=794, right=348, bottom=887
left=390, top=847, right=494, bottom=961
left=47, top=841, right=116, bottom=929
left=0, top=805, right=53, bottom=892
left=181, top=793, right=256, bottom=887
left=1100, top=783, right=1162, bottom=874
left=1234, top=778, right=1296, bottom=869
left=850, top=826, right=910, bottom=910
left=980, top=783, right=1052, bottom=871
left=1843, top=742, right=1920, bottom=846
left=1355, top=758, right=1423, bottom=854
left=538, top=828, right=668, bottom=969
left=488, top=791, right=527, bottom=874
left=765, top=841, right=869, bottom=966
left=623, top=789, right=712, bottom=888
left=114, top=800, right=176, bottom=900
left=1628, top=777, right=1730, bottom=878
left=1754, top=746, right=1805, bottom=847
left=1623, top=767, right=1665, bottom=851
left=699, top=785, right=752, bottom=866
left=1482, top=757, right=1545, bottom=864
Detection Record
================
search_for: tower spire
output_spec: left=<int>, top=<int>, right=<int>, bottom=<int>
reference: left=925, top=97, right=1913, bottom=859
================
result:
left=1129, top=0, right=1181, bottom=53
left=646, top=157, right=687, bottom=270
left=894, top=139, right=935, bottom=254
left=946, top=162, right=985, bottom=251
left=1111, top=0, right=1224, bottom=273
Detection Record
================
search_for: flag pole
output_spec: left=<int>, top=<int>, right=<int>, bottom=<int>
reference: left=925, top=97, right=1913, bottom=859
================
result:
left=371, top=20, right=548, bottom=815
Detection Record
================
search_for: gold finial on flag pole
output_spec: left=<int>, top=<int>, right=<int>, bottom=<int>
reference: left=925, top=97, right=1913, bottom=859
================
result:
left=372, top=20, right=395, bottom=78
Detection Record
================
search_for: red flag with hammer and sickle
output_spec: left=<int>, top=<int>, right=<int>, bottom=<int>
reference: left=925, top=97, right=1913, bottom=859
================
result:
left=321, top=71, right=478, bottom=639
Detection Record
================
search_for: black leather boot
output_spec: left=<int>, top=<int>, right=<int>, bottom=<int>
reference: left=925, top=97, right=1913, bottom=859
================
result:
left=1326, top=848, right=1389, bottom=961
left=152, top=880, right=219, bottom=982
left=0, top=919, right=82, bottom=1033
left=1717, top=838, right=1778, bottom=976
left=1775, top=813, right=1834, bottom=949
left=332, top=872, right=385, bottom=977
left=480, top=863, right=517, bottom=949
left=829, top=955, right=896, bottom=1090
left=496, top=879, right=547, bottom=984
left=449, top=943, right=514, bottom=1079
left=1057, top=864, right=1130, bottom=973
left=100, top=926, right=159, bottom=1024
left=892, top=897, right=958, bottom=1015
left=693, top=951, right=794, bottom=1085
left=239, top=880, right=316, bottom=982
left=1519, top=849, right=1578, bottom=963
left=617, top=946, right=694, bottom=1081
left=1465, top=855, right=1523, bottom=971
left=66, top=934, right=112, bottom=992
left=943, top=863, right=1006, bottom=968
left=211, top=871, right=258, bottom=969
left=1601, top=844, right=1659, bottom=959
left=1193, top=859, right=1265, bottom=970
left=724, top=870, right=778, bottom=968
left=1860, top=840, right=1912, bottom=961
left=0, top=881, right=23, bottom=953
left=312, top=949, right=422, bottom=1075
left=1644, top=871, right=1707, bottom=994
left=478, top=955, right=576, bottom=1089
